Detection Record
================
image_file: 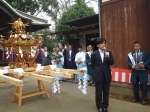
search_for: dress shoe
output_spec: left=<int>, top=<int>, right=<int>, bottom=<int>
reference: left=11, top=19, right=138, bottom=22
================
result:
left=98, top=108, right=103, bottom=112
left=59, top=80, right=63, bottom=83
left=131, top=99, right=140, bottom=102
left=103, top=108, right=108, bottom=112
left=88, top=81, right=92, bottom=86
left=141, top=100, right=147, bottom=105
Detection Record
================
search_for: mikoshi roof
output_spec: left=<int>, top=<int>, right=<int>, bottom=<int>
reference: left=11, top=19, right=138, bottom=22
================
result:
left=0, top=0, right=51, bottom=32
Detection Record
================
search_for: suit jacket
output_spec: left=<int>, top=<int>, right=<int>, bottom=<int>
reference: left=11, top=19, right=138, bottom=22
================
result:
left=86, top=52, right=91, bottom=64
left=41, top=51, right=50, bottom=66
left=61, top=49, right=67, bottom=68
left=128, top=49, right=150, bottom=84
left=91, top=50, right=114, bottom=82
left=66, top=50, right=75, bottom=63
left=86, top=52, right=93, bottom=75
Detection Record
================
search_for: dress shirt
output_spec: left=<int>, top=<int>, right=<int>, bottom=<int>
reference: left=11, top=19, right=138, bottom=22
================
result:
left=45, top=52, right=48, bottom=57
left=69, top=50, right=72, bottom=58
left=99, top=49, right=104, bottom=63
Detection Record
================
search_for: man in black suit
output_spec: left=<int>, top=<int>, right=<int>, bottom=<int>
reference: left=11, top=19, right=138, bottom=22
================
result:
left=91, top=38, right=114, bottom=112
left=66, top=45, right=75, bottom=69
left=61, top=44, right=68, bottom=68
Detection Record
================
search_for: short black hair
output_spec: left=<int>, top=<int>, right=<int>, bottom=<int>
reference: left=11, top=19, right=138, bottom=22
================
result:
left=96, top=37, right=106, bottom=45
left=69, top=44, right=73, bottom=47
left=134, top=41, right=140, bottom=45
left=78, top=45, right=82, bottom=48
left=61, top=44, right=65, bottom=47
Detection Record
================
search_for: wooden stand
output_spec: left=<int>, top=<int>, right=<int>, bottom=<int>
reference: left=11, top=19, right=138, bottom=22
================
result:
left=0, top=67, right=83, bottom=107
left=12, top=80, right=50, bottom=107
left=0, top=81, right=8, bottom=86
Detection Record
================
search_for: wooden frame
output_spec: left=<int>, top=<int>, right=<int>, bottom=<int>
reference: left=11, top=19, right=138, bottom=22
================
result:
left=0, top=67, right=84, bottom=107
left=12, top=78, right=50, bottom=107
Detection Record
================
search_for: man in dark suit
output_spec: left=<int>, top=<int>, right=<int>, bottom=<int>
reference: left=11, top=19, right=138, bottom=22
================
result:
left=41, top=47, right=50, bottom=66
left=91, top=38, right=114, bottom=112
left=86, top=45, right=94, bottom=86
left=61, top=44, right=67, bottom=68
left=66, top=45, right=75, bottom=69
left=128, top=41, right=150, bottom=105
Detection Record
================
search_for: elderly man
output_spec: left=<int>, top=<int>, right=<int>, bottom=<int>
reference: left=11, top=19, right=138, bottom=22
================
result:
left=66, top=45, right=75, bottom=69
left=41, top=47, right=49, bottom=66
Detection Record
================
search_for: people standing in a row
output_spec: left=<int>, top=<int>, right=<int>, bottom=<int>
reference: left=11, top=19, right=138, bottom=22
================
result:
left=66, top=45, right=76, bottom=69
left=60, top=44, right=67, bottom=69
left=86, top=45, right=94, bottom=86
left=128, top=41, right=150, bottom=105
left=75, top=46, right=85, bottom=80
left=42, top=47, right=50, bottom=66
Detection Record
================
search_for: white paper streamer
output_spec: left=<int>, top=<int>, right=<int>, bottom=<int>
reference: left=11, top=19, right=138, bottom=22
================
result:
left=82, top=72, right=88, bottom=94
left=19, top=47, right=23, bottom=58
left=78, top=67, right=88, bottom=94
left=78, top=79, right=82, bottom=90
left=6, top=51, right=9, bottom=59
left=52, top=77, right=60, bottom=93
left=128, top=52, right=136, bottom=66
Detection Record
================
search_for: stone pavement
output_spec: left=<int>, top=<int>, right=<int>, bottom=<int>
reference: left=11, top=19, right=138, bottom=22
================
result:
left=0, top=78, right=150, bottom=112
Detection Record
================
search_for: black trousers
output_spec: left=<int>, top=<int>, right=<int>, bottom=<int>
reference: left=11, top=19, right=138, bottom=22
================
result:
left=133, top=75, right=147, bottom=101
left=67, top=62, right=74, bottom=69
left=95, top=73, right=110, bottom=109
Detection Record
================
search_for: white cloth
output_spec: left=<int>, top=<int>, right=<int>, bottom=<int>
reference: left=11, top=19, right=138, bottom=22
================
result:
left=75, top=51, right=86, bottom=62
left=99, top=49, right=104, bottom=63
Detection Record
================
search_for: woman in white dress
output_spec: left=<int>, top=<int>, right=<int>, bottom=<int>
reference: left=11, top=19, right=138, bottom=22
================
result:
left=75, top=46, right=85, bottom=80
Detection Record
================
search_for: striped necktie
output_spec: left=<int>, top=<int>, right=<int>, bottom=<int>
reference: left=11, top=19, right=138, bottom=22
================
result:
left=136, top=51, right=139, bottom=64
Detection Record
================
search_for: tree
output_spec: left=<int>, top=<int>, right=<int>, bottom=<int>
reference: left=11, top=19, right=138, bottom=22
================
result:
left=32, top=29, right=57, bottom=52
left=5, top=0, right=58, bottom=16
left=56, top=0, right=95, bottom=43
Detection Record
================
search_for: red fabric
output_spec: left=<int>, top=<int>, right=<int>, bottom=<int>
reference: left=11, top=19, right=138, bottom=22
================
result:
left=111, top=68, right=150, bottom=83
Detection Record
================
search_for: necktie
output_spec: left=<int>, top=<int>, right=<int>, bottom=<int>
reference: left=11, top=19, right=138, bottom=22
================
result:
left=136, top=51, right=139, bottom=64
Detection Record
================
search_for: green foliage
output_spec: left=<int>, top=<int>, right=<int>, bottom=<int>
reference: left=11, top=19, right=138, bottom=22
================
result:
left=56, top=0, right=95, bottom=42
left=5, top=0, right=58, bottom=15
left=32, top=29, right=57, bottom=52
